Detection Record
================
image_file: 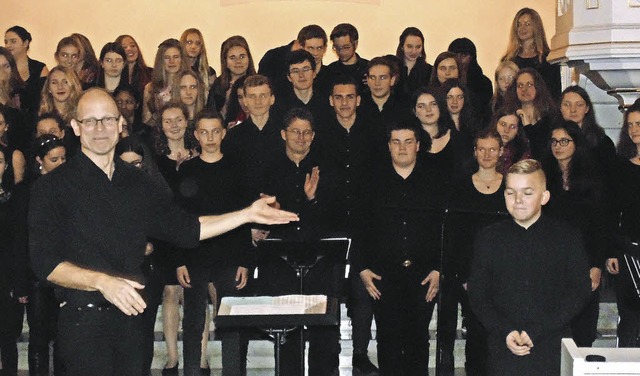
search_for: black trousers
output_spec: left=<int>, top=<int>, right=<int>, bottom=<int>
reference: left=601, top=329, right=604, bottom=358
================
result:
left=140, top=256, right=166, bottom=376
left=57, top=305, right=144, bottom=376
left=614, top=260, right=640, bottom=347
left=571, top=288, right=599, bottom=347
left=373, top=266, right=436, bottom=376
left=182, top=265, right=248, bottom=376
left=439, top=274, right=487, bottom=376
left=347, top=271, right=375, bottom=355
left=0, top=294, right=22, bottom=376
left=26, top=281, right=63, bottom=376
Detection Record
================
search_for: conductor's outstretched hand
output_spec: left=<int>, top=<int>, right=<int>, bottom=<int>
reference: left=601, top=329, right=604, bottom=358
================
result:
left=248, top=196, right=299, bottom=224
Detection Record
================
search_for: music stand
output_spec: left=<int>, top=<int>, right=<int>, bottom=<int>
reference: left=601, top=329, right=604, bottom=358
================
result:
left=215, top=237, right=349, bottom=376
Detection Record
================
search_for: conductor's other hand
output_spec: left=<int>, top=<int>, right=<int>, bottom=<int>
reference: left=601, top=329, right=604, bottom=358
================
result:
left=247, top=196, right=299, bottom=224
left=360, top=269, right=382, bottom=300
left=97, top=276, right=146, bottom=316
left=177, top=266, right=191, bottom=288
left=506, top=330, right=533, bottom=356
left=304, top=167, right=320, bottom=200
left=421, top=270, right=440, bottom=302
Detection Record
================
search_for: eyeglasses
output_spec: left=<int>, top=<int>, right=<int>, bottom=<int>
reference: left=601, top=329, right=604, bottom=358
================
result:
left=333, top=44, right=353, bottom=52
left=286, top=129, right=314, bottom=138
left=76, top=116, right=119, bottom=128
left=289, top=66, right=313, bottom=76
left=550, top=138, right=573, bottom=147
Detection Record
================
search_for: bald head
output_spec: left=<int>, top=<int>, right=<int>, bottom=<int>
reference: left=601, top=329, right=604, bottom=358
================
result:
left=74, top=88, right=120, bottom=120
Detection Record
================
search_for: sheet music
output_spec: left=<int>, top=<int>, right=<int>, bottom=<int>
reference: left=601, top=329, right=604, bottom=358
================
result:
left=219, top=295, right=327, bottom=316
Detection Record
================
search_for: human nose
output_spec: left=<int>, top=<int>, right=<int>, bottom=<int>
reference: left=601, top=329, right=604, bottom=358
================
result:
left=207, top=132, right=214, bottom=141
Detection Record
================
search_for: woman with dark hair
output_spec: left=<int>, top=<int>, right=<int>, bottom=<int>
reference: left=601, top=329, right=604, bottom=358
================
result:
left=560, top=86, right=617, bottom=173
left=0, top=107, right=25, bottom=184
left=152, top=102, right=199, bottom=374
left=143, top=39, right=189, bottom=125
left=54, top=37, right=82, bottom=73
left=429, top=51, right=464, bottom=88
left=12, top=135, right=66, bottom=376
left=501, top=7, right=561, bottom=99
left=448, top=37, right=493, bottom=120
left=503, top=67, right=559, bottom=159
left=441, top=78, right=480, bottom=137
left=0, top=47, right=25, bottom=110
left=492, top=107, right=531, bottom=174
left=0, top=143, right=21, bottom=376
left=394, top=27, right=432, bottom=99
left=115, top=135, right=169, bottom=376
left=224, top=75, right=248, bottom=128
left=114, top=84, right=144, bottom=138
left=4, top=26, right=48, bottom=113
left=542, top=120, right=606, bottom=348
left=608, top=103, right=640, bottom=348
left=115, top=35, right=153, bottom=97
left=180, top=28, right=216, bottom=91
left=442, top=128, right=508, bottom=376
left=207, top=36, right=256, bottom=117
left=95, top=42, right=126, bottom=93
left=490, top=61, right=519, bottom=115
left=412, top=86, right=472, bottom=181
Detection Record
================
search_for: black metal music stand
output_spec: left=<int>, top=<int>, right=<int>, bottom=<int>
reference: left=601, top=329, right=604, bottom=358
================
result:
left=215, top=237, right=349, bottom=376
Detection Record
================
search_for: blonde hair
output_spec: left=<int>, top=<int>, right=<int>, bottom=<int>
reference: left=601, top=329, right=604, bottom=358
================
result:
left=38, top=66, right=83, bottom=124
left=507, top=159, right=546, bottom=186
left=501, top=8, right=550, bottom=64
left=180, top=28, right=212, bottom=91
left=490, top=60, right=520, bottom=114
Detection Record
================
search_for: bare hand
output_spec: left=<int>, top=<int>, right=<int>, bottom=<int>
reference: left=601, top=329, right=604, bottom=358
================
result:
left=247, top=196, right=299, bottom=225
left=360, top=269, right=382, bottom=300
left=235, top=267, right=248, bottom=290
left=251, top=228, right=270, bottom=246
left=177, top=266, right=191, bottom=288
left=259, top=193, right=280, bottom=210
left=506, top=330, right=533, bottom=356
left=590, top=267, right=602, bottom=291
left=97, top=276, right=146, bottom=316
left=304, top=167, right=320, bottom=201
left=421, top=270, right=440, bottom=302
left=606, top=258, right=619, bottom=275
left=144, top=242, right=154, bottom=256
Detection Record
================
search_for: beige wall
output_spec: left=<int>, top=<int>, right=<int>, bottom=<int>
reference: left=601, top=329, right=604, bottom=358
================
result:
left=1, top=0, right=554, bottom=81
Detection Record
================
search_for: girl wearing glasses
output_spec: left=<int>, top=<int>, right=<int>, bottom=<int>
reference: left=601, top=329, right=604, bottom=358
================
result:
left=542, top=120, right=606, bottom=348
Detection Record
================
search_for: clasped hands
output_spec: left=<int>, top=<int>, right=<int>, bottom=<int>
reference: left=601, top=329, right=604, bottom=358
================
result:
left=506, top=330, right=534, bottom=356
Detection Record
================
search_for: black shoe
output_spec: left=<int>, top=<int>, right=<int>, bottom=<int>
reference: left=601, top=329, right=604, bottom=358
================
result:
left=200, top=366, right=212, bottom=375
left=162, top=363, right=179, bottom=376
left=353, top=354, right=379, bottom=375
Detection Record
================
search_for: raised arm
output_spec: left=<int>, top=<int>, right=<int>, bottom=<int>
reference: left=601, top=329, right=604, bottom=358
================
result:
left=199, top=196, right=298, bottom=241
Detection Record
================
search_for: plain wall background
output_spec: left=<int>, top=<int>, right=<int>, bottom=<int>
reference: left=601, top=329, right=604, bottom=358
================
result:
left=0, top=0, right=555, bottom=82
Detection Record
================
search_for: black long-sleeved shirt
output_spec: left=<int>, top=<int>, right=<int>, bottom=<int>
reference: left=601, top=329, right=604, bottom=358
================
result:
left=221, top=115, right=284, bottom=197
left=361, top=161, right=444, bottom=275
left=326, top=54, right=370, bottom=94
left=273, top=86, right=332, bottom=132
left=175, top=156, right=253, bottom=269
left=29, top=153, right=201, bottom=306
left=468, top=215, right=591, bottom=344
left=358, top=91, right=413, bottom=132
left=263, top=148, right=335, bottom=240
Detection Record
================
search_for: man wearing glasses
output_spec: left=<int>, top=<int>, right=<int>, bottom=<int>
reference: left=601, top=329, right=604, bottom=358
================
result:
left=28, top=88, right=298, bottom=375
left=327, top=23, right=369, bottom=94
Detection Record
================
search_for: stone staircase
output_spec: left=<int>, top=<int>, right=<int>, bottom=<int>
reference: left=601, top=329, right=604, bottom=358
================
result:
left=14, top=301, right=619, bottom=375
